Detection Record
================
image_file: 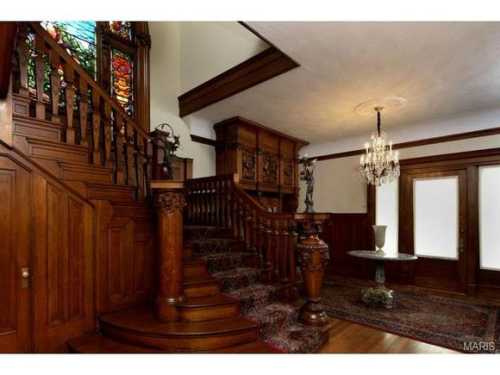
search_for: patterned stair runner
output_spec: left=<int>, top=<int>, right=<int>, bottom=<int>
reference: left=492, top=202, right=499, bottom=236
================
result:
left=186, top=225, right=327, bottom=353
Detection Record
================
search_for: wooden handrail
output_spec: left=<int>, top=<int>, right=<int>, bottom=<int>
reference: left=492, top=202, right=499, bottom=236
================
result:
left=185, top=174, right=298, bottom=294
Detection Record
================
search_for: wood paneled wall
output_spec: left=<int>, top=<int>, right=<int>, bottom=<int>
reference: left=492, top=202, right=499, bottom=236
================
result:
left=0, top=144, right=155, bottom=352
left=322, top=213, right=373, bottom=280
left=94, top=201, right=155, bottom=314
left=0, top=147, right=95, bottom=352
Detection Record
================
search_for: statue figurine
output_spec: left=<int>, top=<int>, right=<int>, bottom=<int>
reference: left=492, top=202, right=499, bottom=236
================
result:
left=150, top=123, right=180, bottom=180
left=299, top=155, right=317, bottom=213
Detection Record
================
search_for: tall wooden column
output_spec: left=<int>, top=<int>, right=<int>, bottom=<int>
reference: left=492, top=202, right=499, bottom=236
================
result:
left=151, top=180, right=186, bottom=322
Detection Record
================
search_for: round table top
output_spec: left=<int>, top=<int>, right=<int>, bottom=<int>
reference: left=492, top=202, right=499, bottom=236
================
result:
left=348, top=250, right=418, bottom=261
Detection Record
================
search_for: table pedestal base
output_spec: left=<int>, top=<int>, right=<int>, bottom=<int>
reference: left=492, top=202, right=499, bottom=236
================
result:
left=361, top=259, right=393, bottom=309
left=361, top=286, right=394, bottom=309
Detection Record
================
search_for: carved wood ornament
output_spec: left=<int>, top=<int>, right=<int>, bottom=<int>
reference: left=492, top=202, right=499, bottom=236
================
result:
left=155, top=191, right=186, bottom=214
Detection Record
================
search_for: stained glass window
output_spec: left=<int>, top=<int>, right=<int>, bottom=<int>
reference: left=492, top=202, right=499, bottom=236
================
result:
left=109, top=21, right=133, bottom=40
left=41, top=21, right=97, bottom=78
left=111, top=48, right=134, bottom=115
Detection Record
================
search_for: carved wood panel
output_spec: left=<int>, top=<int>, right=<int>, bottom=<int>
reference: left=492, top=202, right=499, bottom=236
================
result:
left=95, top=201, right=154, bottom=313
left=32, top=176, right=94, bottom=352
left=0, top=158, right=31, bottom=353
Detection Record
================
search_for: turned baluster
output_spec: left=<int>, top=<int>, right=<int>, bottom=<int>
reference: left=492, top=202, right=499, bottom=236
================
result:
left=33, top=33, right=47, bottom=120
left=264, top=218, right=274, bottom=282
left=209, top=181, right=215, bottom=225
left=110, top=109, right=119, bottom=183
left=244, top=207, right=252, bottom=250
left=288, top=220, right=298, bottom=298
left=114, top=115, right=125, bottom=184
left=78, top=79, right=89, bottom=146
left=280, top=219, right=290, bottom=285
left=214, top=180, right=219, bottom=227
left=16, top=25, right=30, bottom=97
left=48, top=49, right=61, bottom=124
left=102, top=102, right=112, bottom=165
left=91, top=90, right=101, bottom=164
left=63, top=64, right=76, bottom=144
left=122, top=120, right=129, bottom=184
left=133, top=129, right=140, bottom=199
left=231, top=194, right=239, bottom=238
left=143, top=137, right=151, bottom=199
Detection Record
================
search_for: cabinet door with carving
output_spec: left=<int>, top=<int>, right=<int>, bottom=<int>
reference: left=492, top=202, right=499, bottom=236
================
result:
left=0, top=158, right=32, bottom=353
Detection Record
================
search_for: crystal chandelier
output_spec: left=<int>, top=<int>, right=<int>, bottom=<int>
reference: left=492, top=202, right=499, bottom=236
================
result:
left=359, top=106, right=400, bottom=186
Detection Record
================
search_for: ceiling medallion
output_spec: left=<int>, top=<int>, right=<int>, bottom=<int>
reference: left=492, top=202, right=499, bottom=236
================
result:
left=359, top=106, right=400, bottom=186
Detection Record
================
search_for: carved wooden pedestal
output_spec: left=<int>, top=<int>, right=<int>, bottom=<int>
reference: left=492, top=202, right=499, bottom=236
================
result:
left=297, top=233, right=330, bottom=326
left=152, top=180, right=186, bottom=322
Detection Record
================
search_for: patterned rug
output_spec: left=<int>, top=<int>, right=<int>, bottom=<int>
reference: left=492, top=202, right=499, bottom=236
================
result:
left=322, top=280, right=500, bottom=353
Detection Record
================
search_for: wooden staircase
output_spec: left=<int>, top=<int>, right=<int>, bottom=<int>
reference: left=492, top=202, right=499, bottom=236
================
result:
left=0, top=22, right=326, bottom=353
left=68, top=247, right=279, bottom=353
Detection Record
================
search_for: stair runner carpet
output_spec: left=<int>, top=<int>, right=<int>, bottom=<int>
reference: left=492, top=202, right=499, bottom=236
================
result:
left=187, top=226, right=327, bottom=353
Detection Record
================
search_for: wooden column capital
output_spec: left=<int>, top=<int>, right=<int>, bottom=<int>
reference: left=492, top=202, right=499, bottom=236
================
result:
left=154, top=191, right=186, bottom=214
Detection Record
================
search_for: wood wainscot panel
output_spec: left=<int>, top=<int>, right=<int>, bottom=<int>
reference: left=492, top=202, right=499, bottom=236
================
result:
left=0, top=155, right=31, bottom=353
left=31, top=174, right=95, bottom=352
left=94, top=200, right=154, bottom=314
left=322, top=213, right=374, bottom=280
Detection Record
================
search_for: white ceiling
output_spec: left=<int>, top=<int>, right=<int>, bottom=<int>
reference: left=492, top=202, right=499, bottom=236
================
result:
left=185, top=22, right=500, bottom=144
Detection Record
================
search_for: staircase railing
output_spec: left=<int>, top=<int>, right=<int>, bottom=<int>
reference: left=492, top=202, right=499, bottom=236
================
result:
left=10, top=22, right=152, bottom=199
left=185, top=174, right=298, bottom=292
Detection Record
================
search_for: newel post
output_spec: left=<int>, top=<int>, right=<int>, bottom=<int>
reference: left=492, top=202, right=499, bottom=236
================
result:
left=295, top=213, right=330, bottom=326
left=151, top=180, right=186, bottom=322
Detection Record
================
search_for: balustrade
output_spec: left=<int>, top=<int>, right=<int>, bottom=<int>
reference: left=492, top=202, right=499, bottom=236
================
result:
left=10, top=22, right=151, bottom=199
left=185, top=174, right=300, bottom=297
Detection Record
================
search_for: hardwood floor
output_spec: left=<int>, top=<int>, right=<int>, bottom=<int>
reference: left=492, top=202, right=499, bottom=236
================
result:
left=320, top=318, right=456, bottom=353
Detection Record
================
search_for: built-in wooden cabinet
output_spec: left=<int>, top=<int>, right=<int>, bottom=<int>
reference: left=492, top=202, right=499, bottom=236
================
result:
left=214, top=117, right=307, bottom=213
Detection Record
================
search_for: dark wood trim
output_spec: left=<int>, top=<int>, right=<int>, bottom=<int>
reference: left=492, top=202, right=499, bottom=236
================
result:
left=0, top=22, right=17, bottom=99
left=238, top=22, right=300, bottom=66
left=399, top=147, right=500, bottom=167
left=178, top=47, right=299, bottom=117
left=191, top=134, right=217, bottom=147
left=315, top=126, right=500, bottom=162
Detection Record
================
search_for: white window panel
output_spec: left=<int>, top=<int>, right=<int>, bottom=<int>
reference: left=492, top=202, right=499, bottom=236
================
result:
left=376, top=179, right=399, bottom=256
left=479, top=165, right=500, bottom=271
left=413, top=176, right=458, bottom=260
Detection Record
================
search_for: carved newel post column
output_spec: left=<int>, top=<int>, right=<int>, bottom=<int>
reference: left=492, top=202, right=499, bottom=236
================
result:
left=297, top=233, right=330, bottom=326
left=151, top=180, right=186, bottom=322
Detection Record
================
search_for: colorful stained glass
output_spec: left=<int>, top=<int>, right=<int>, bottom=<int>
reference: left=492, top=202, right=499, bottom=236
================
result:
left=41, top=21, right=97, bottom=78
left=111, top=48, right=134, bottom=114
left=109, top=21, right=133, bottom=40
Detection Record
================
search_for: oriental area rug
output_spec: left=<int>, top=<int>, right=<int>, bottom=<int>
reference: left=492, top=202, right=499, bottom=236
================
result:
left=322, top=279, right=500, bottom=353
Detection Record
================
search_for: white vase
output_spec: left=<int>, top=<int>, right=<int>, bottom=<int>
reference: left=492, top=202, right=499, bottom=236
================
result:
left=372, top=225, right=387, bottom=255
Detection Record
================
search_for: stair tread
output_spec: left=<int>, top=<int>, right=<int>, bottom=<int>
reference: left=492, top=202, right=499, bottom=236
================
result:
left=68, top=334, right=162, bottom=353
left=100, top=307, right=257, bottom=336
left=178, top=294, right=237, bottom=308
left=26, top=136, right=88, bottom=151
left=183, top=275, right=218, bottom=286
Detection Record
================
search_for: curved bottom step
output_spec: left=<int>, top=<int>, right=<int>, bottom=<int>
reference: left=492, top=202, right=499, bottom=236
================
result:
left=98, top=306, right=262, bottom=352
left=67, top=334, right=280, bottom=353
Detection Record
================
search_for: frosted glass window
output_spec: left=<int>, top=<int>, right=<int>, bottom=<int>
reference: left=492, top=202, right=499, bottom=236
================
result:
left=376, top=179, right=399, bottom=255
left=479, top=165, right=500, bottom=271
left=414, top=177, right=458, bottom=259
